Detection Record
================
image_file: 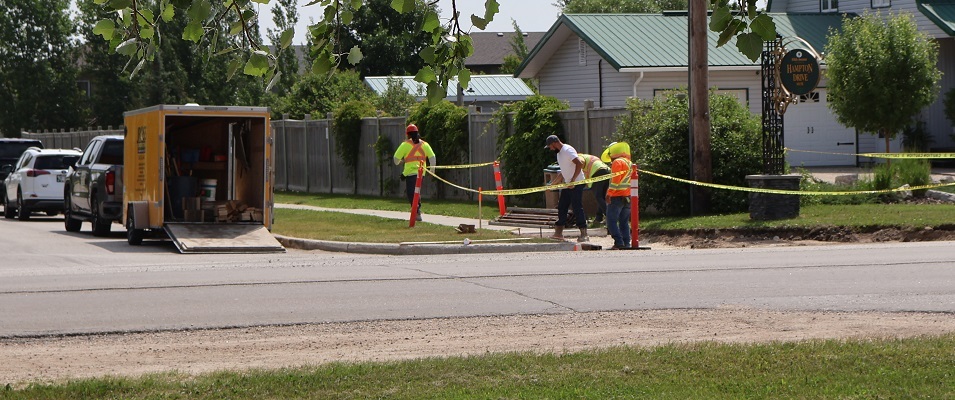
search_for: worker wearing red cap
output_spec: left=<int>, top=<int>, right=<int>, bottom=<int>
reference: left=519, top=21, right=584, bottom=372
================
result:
left=393, top=124, right=436, bottom=221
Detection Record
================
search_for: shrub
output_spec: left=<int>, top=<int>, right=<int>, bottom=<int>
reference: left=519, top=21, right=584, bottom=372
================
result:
left=333, top=100, right=377, bottom=193
left=496, top=96, right=570, bottom=206
left=612, top=90, right=762, bottom=215
left=896, top=158, right=932, bottom=198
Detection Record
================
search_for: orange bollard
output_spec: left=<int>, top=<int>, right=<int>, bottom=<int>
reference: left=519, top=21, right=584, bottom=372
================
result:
left=493, top=161, right=506, bottom=216
left=630, top=164, right=639, bottom=249
left=409, top=164, right=424, bottom=227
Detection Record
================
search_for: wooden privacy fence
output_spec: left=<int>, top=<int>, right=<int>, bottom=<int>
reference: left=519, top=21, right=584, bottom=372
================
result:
left=23, top=105, right=629, bottom=202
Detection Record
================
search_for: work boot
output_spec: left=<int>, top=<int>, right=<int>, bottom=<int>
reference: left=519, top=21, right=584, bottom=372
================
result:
left=416, top=212, right=423, bottom=222
left=549, top=225, right=564, bottom=240
left=577, top=226, right=590, bottom=243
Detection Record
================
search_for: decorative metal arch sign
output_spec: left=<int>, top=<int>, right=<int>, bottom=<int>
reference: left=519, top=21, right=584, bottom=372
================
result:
left=778, top=49, right=820, bottom=96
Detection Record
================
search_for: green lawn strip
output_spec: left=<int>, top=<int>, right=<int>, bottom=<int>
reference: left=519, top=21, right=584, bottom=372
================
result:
left=272, top=208, right=520, bottom=243
left=7, top=335, right=954, bottom=399
left=276, top=191, right=502, bottom=220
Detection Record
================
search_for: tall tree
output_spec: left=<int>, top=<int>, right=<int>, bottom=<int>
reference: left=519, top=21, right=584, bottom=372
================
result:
left=558, top=0, right=688, bottom=13
left=825, top=12, right=941, bottom=154
left=0, top=0, right=86, bottom=136
left=76, top=0, right=141, bottom=127
left=267, top=0, right=300, bottom=96
left=333, top=0, right=435, bottom=77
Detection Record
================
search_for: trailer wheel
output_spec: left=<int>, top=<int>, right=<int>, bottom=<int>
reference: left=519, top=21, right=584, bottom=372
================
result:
left=127, top=205, right=144, bottom=246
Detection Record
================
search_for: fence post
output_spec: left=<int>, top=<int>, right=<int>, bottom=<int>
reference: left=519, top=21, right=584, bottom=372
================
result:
left=583, top=99, right=593, bottom=154
left=326, top=112, right=334, bottom=194
left=303, top=114, right=311, bottom=193
left=282, top=114, right=289, bottom=191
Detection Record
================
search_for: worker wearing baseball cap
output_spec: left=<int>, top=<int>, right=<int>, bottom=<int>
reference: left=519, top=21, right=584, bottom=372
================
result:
left=544, top=134, right=589, bottom=242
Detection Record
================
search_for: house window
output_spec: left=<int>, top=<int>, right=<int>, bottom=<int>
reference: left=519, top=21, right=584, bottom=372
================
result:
left=578, top=38, right=587, bottom=66
left=871, top=0, right=890, bottom=7
left=798, top=91, right=821, bottom=103
left=821, top=0, right=837, bottom=12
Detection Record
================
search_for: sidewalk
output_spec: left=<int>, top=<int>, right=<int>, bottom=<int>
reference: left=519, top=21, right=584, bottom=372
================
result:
left=274, top=204, right=602, bottom=255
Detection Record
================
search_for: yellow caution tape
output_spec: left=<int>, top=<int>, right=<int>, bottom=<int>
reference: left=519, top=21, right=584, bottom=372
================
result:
left=426, top=168, right=629, bottom=196
left=785, top=147, right=955, bottom=159
left=640, top=169, right=955, bottom=195
left=431, top=161, right=497, bottom=169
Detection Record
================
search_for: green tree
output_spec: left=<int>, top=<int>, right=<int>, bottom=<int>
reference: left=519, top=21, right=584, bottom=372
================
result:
left=334, top=100, right=378, bottom=193
left=825, top=12, right=941, bottom=154
left=374, top=78, right=418, bottom=117
left=333, top=0, right=436, bottom=77
left=614, top=90, right=762, bottom=215
left=278, top=70, right=374, bottom=119
left=0, top=0, right=87, bottom=136
left=496, top=95, right=569, bottom=206
left=408, top=100, right=468, bottom=199
left=76, top=0, right=141, bottom=128
left=557, top=0, right=688, bottom=13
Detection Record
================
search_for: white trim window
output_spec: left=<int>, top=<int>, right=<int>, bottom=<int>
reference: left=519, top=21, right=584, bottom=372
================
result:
left=871, top=0, right=890, bottom=8
left=821, top=0, right=838, bottom=12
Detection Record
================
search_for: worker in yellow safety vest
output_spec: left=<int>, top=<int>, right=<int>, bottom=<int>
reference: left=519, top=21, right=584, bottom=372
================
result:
left=601, top=141, right=632, bottom=249
left=393, top=124, right=436, bottom=221
left=577, top=153, right=610, bottom=226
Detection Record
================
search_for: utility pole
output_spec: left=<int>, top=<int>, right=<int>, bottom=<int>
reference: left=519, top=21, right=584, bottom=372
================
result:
left=688, top=0, right=712, bottom=215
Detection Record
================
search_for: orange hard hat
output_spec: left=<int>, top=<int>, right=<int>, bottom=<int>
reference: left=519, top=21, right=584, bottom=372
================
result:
left=406, top=124, right=419, bottom=134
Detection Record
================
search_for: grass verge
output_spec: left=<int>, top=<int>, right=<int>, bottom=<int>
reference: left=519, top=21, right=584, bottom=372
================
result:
left=276, top=191, right=502, bottom=220
left=6, top=335, right=954, bottom=398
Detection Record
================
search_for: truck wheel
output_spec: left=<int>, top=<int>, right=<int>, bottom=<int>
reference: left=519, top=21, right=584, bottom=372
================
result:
left=126, top=206, right=144, bottom=246
left=2, top=191, right=13, bottom=219
left=16, top=190, right=30, bottom=221
left=91, top=196, right=110, bottom=236
left=64, top=189, right=82, bottom=232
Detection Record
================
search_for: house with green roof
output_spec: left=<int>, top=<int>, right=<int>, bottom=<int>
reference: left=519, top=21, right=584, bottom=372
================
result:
left=515, top=13, right=917, bottom=167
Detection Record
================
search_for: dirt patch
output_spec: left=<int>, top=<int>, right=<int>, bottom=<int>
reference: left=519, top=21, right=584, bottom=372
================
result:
left=643, top=226, right=955, bottom=249
left=3, top=308, right=955, bottom=386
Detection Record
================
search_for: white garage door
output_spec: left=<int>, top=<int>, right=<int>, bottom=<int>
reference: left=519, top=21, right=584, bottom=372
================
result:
left=783, top=89, right=857, bottom=167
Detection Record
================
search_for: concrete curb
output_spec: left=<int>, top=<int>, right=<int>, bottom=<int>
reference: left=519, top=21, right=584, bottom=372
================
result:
left=275, top=235, right=579, bottom=255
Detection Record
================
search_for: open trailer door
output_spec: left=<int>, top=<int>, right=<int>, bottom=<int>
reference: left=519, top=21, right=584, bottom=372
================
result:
left=164, top=223, right=285, bottom=253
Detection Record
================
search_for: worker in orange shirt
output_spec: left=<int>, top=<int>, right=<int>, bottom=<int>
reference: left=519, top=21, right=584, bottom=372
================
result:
left=601, top=142, right=632, bottom=249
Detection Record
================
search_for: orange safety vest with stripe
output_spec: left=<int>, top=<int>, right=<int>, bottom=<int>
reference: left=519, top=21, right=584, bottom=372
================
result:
left=404, top=139, right=428, bottom=164
left=607, top=158, right=632, bottom=197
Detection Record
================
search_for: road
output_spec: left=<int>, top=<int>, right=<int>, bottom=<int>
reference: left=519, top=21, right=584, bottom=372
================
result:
left=2, top=214, right=954, bottom=338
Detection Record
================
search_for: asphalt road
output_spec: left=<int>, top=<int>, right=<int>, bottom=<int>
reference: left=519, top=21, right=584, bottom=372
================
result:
left=2, top=214, right=954, bottom=338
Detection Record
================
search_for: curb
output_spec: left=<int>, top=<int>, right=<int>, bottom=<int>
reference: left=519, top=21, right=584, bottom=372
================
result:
left=275, top=235, right=578, bottom=255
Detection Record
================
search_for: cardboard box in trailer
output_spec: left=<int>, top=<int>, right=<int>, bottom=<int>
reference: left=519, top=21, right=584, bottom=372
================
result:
left=123, top=104, right=284, bottom=253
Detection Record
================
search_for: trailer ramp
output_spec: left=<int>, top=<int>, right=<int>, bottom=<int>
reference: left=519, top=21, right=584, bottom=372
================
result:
left=164, top=223, right=286, bottom=253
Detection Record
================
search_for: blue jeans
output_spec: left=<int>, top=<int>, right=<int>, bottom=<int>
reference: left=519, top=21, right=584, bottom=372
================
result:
left=606, top=197, right=631, bottom=247
left=556, top=185, right=587, bottom=228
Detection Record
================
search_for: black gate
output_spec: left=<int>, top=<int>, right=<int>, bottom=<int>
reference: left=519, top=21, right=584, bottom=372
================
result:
left=761, top=38, right=785, bottom=175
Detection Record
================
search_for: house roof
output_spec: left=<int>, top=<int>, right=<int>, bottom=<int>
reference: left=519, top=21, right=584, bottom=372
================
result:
left=516, top=13, right=847, bottom=77
left=918, top=0, right=955, bottom=36
left=364, top=75, right=535, bottom=102
left=465, top=31, right=546, bottom=67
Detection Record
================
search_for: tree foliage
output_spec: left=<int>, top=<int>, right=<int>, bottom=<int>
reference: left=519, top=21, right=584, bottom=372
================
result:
left=277, top=70, right=373, bottom=119
left=374, top=77, right=418, bottom=117
left=614, top=90, right=762, bottom=215
left=825, top=12, right=941, bottom=149
left=89, top=0, right=775, bottom=106
left=331, top=0, right=435, bottom=77
left=0, top=0, right=87, bottom=136
left=267, top=0, right=300, bottom=96
left=333, top=99, right=377, bottom=192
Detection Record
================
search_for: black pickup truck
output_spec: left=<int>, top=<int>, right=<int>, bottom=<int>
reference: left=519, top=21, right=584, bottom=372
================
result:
left=64, top=135, right=124, bottom=236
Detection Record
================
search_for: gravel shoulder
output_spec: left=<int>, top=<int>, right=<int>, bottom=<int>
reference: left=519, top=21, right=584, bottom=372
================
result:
left=4, top=308, right=955, bottom=386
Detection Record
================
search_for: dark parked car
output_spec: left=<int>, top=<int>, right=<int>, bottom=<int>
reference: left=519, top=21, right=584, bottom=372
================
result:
left=64, top=135, right=124, bottom=236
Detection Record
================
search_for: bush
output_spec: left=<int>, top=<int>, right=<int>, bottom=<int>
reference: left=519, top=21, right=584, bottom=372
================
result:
left=408, top=101, right=469, bottom=199
left=496, top=96, right=570, bottom=206
left=333, top=100, right=377, bottom=192
left=612, top=90, right=762, bottom=215
left=896, top=158, right=932, bottom=198
left=278, top=70, right=373, bottom=119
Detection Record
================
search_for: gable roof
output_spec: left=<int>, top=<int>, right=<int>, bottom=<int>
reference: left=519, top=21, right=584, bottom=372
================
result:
left=364, top=75, right=535, bottom=102
left=516, top=13, right=846, bottom=77
left=918, top=0, right=955, bottom=36
left=465, top=31, right=546, bottom=67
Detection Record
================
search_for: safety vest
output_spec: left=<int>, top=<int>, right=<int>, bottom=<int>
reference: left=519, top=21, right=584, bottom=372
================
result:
left=577, top=154, right=609, bottom=188
left=607, top=158, right=632, bottom=197
left=404, top=139, right=427, bottom=163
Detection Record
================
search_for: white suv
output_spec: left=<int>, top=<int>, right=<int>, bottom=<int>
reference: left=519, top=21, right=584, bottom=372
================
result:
left=2, top=147, right=82, bottom=221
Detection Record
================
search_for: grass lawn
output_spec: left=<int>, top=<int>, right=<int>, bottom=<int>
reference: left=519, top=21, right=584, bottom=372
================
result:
left=7, top=335, right=954, bottom=398
left=275, top=192, right=955, bottom=240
